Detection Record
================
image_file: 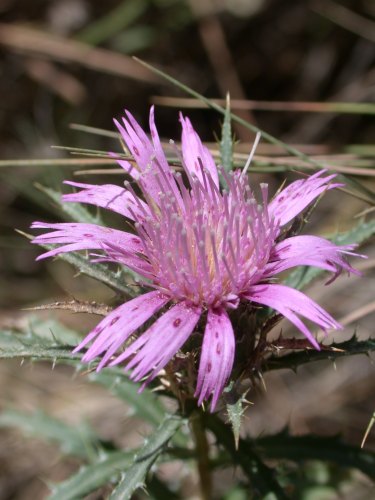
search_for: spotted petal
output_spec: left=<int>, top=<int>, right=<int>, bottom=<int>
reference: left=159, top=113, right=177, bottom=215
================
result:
left=73, top=291, right=169, bottom=369
left=195, top=308, right=235, bottom=411
left=111, top=301, right=201, bottom=384
left=264, top=235, right=363, bottom=278
left=31, top=222, right=152, bottom=277
left=62, top=181, right=148, bottom=221
left=268, top=170, right=341, bottom=228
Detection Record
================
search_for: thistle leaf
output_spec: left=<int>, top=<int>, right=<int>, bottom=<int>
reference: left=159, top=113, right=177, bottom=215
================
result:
left=88, top=370, right=166, bottom=428
left=0, top=409, right=99, bottom=460
left=257, top=430, right=375, bottom=480
left=264, top=336, right=375, bottom=372
left=224, top=382, right=249, bottom=450
left=48, top=450, right=135, bottom=500
left=205, top=414, right=289, bottom=499
left=110, top=414, right=185, bottom=500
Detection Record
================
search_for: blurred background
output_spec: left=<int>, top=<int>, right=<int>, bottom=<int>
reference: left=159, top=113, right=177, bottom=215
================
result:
left=0, top=0, right=374, bottom=498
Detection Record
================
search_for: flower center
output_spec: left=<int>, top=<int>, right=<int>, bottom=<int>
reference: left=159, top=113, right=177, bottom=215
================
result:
left=135, top=168, right=277, bottom=308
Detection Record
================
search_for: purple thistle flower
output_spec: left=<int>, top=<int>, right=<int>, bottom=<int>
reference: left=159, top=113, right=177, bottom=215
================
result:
left=32, top=107, right=363, bottom=410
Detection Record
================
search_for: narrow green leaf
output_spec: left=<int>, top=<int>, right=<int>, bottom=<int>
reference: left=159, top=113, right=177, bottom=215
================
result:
left=257, top=431, right=375, bottom=480
left=27, top=315, right=83, bottom=345
left=75, top=0, right=148, bottom=46
left=0, top=333, right=77, bottom=361
left=0, top=409, right=99, bottom=460
left=264, top=336, right=375, bottom=372
left=205, top=414, right=289, bottom=499
left=88, top=370, right=166, bottom=428
left=361, top=411, right=375, bottom=448
left=44, top=246, right=134, bottom=297
left=89, top=370, right=187, bottom=447
left=285, top=218, right=375, bottom=290
left=49, top=450, right=135, bottom=500
left=220, top=94, right=233, bottom=175
left=110, top=414, right=185, bottom=500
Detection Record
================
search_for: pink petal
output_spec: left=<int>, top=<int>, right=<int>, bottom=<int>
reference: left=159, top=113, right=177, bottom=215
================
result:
left=73, top=291, right=169, bottom=369
left=62, top=181, right=148, bottom=221
left=195, top=308, right=235, bottom=411
left=244, top=284, right=342, bottom=349
left=180, top=114, right=219, bottom=188
left=111, top=301, right=201, bottom=384
left=114, top=110, right=180, bottom=204
left=268, top=171, right=341, bottom=228
left=264, top=235, right=363, bottom=278
left=108, top=153, right=141, bottom=180
left=31, top=222, right=150, bottom=273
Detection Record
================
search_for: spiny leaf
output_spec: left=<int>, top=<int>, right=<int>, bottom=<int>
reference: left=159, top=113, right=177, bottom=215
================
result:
left=224, top=382, right=249, bottom=450
left=0, top=409, right=99, bottom=460
left=264, top=336, right=375, bottom=372
left=0, top=331, right=78, bottom=361
left=204, top=414, right=289, bottom=499
left=27, top=315, right=83, bottom=345
left=48, top=450, right=135, bottom=500
left=44, top=245, right=134, bottom=297
left=285, top=218, right=375, bottom=290
left=257, top=430, right=375, bottom=480
left=110, top=414, right=185, bottom=500
left=88, top=370, right=166, bottom=428
left=89, top=371, right=187, bottom=446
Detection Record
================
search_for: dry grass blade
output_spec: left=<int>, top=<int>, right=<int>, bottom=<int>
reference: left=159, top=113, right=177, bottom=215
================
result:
left=339, top=300, right=375, bottom=327
left=0, top=23, right=159, bottom=83
left=312, top=0, right=375, bottom=44
left=152, top=96, right=375, bottom=115
left=0, top=159, right=117, bottom=167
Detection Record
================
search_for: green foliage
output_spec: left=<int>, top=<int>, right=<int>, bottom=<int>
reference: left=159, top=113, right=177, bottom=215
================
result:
left=49, top=450, right=135, bottom=500
left=220, top=94, right=233, bottom=178
left=264, top=336, right=375, bottom=372
left=224, top=382, right=249, bottom=450
left=205, top=414, right=289, bottom=499
left=0, top=409, right=99, bottom=460
left=257, top=431, right=375, bottom=480
left=110, top=415, right=185, bottom=500
left=88, top=370, right=166, bottom=427
left=0, top=328, right=78, bottom=361
left=41, top=244, right=134, bottom=296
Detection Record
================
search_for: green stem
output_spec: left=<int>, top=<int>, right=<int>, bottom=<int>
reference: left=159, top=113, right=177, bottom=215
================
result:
left=190, top=411, right=212, bottom=500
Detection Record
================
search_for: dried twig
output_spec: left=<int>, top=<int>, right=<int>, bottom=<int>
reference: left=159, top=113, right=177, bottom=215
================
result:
left=24, top=300, right=112, bottom=316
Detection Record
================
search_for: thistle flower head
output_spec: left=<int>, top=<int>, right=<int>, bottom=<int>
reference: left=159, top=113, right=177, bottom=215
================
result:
left=32, top=107, right=363, bottom=410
